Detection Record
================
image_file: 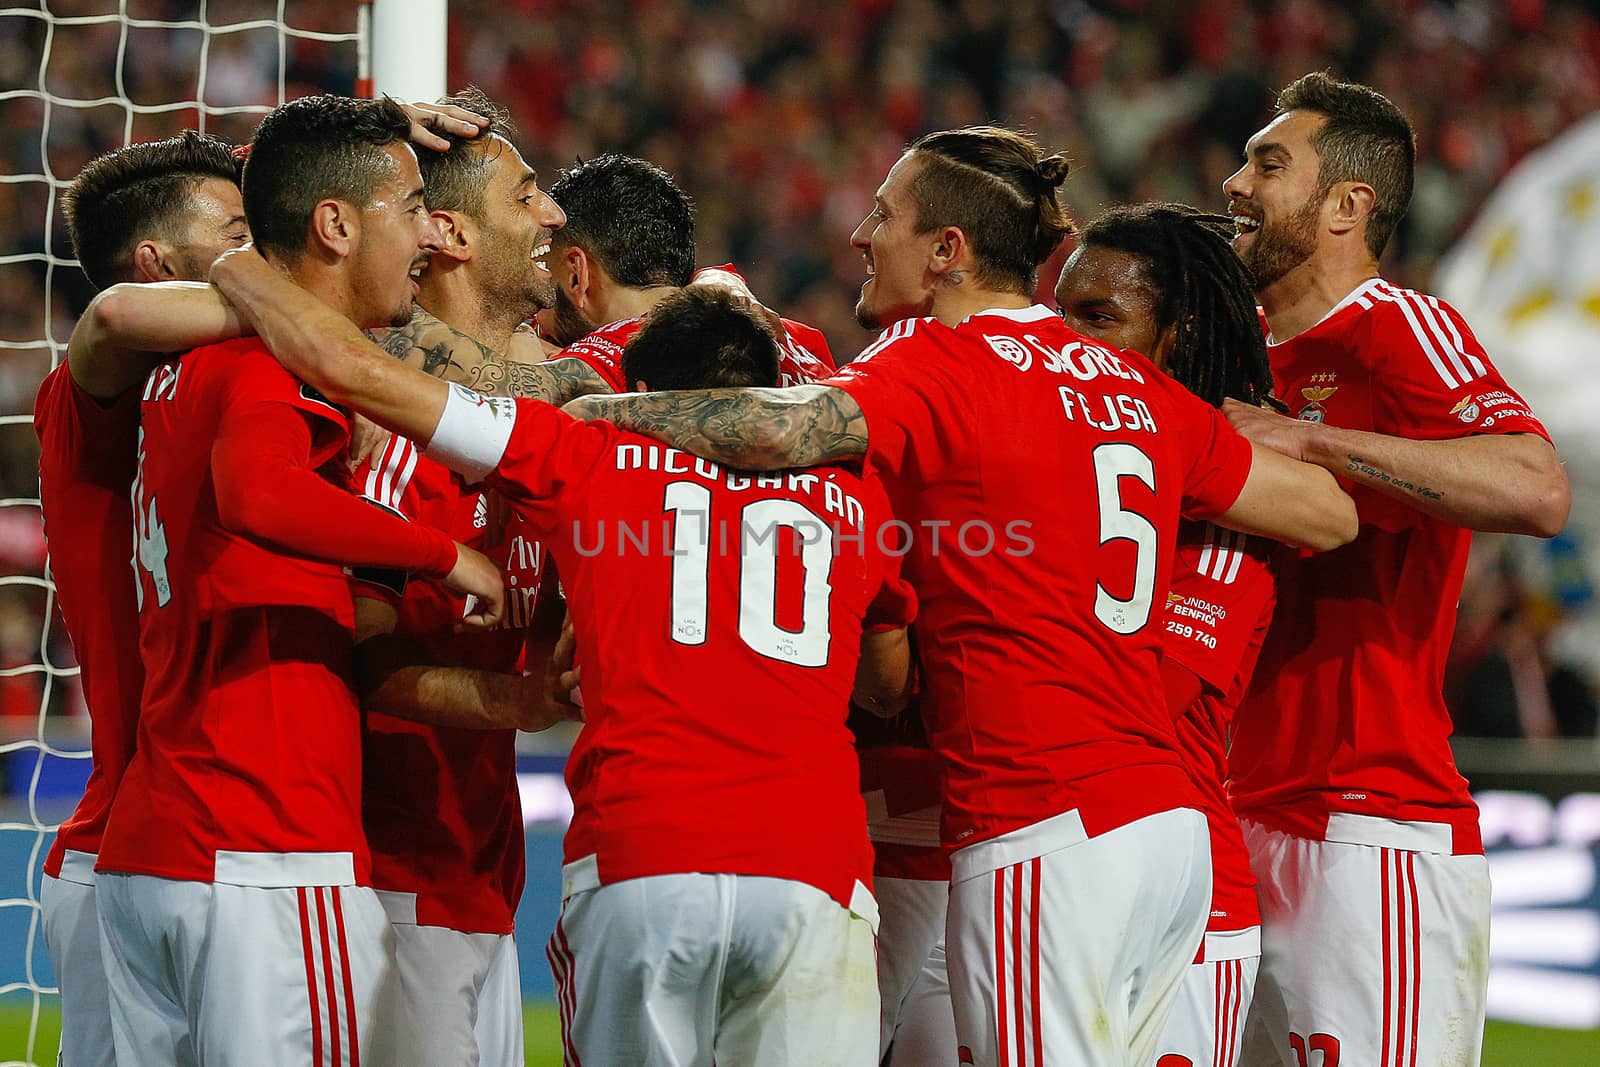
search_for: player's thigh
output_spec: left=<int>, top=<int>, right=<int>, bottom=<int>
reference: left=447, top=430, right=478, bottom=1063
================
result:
left=375, top=921, right=499, bottom=1067
left=946, top=809, right=1210, bottom=1067
left=42, top=873, right=117, bottom=1067
left=94, top=873, right=201, bottom=1067
left=887, top=936, right=959, bottom=1067
left=875, top=876, right=949, bottom=1056
left=1240, top=826, right=1489, bottom=1067
left=716, top=876, right=879, bottom=1067
left=1152, top=956, right=1259, bottom=1067
left=552, top=873, right=723, bottom=1067
left=474, top=933, right=524, bottom=1067
left=191, top=883, right=393, bottom=1067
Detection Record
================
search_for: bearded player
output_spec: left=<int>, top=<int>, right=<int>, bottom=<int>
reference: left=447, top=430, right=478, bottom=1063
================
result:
left=1219, top=73, right=1569, bottom=1067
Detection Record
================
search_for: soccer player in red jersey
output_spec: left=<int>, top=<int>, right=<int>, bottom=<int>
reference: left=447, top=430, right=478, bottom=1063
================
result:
left=89, top=96, right=504, bottom=1067
left=537, top=152, right=837, bottom=386
left=1216, top=74, right=1571, bottom=1067
left=37, top=130, right=248, bottom=1067
left=349, top=87, right=571, bottom=1067
left=1056, top=202, right=1281, bottom=1067
left=551, top=127, right=1358, bottom=1067
left=207, top=251, right=919, bottom=1063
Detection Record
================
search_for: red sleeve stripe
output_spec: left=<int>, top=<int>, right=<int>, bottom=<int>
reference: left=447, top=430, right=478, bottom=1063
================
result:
left=1371, top=283, right=1487, bottom=389
left=856, top=318, right=918, bottom=363
left=362, top=436, right=418, bottom=514
left=1196, top=523, right=1246, bottom=585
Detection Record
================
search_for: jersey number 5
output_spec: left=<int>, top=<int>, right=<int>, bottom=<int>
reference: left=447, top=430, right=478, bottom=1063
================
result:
left=1092, top=442, right=1157, bottom=634
left=663, top=481, right=834, bottom=667
left=130, top=427, right=172, bottom=609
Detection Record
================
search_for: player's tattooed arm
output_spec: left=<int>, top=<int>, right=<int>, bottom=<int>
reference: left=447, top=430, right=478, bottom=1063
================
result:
left=563, top=384, right=867, bottom=470
left=368, top=306, right=611, bottom=404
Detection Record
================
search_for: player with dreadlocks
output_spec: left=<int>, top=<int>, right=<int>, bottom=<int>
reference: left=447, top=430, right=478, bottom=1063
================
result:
left=1056, top=201, right=1277, bottom=1067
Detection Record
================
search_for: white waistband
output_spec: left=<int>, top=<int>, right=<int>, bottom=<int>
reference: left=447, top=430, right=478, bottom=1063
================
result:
left=1202, top=925, right=1262, bottom=963
left=950, top=808, right=1088, bottom=883
left=56, top=849, right=98, bottom=887
left=213, top=850, right=356, bottom=887
left=1323, top=812, right=1455, bottom=854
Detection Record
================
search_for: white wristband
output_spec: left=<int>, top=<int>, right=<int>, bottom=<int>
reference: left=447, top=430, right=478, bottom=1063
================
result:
left=426, top=383, right=517, bottom=484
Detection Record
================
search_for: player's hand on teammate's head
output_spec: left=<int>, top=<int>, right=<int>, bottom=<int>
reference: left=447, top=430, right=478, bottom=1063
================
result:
left=397, top=99, right=488, bottom=152
left=445, top=542, right=506, bottom=631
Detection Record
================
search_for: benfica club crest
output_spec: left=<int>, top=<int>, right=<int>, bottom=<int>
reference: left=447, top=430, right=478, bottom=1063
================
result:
left=1298, top=372, right=1338, bottom=422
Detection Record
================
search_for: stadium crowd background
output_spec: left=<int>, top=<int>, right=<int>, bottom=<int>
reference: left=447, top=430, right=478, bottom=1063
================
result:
left=1, top=0, right=1598, bottom=741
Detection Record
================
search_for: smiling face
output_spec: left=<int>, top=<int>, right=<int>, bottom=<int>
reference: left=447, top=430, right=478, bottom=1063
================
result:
left=351, top=142, right=442, bottom=328
left=849, top=151, right=938, bottom=330
left=1054, top=244, right=1172, bottom=370
left=468, top=135, right=565, bottom=316
left=1222, top=109, right=1327, bottom=291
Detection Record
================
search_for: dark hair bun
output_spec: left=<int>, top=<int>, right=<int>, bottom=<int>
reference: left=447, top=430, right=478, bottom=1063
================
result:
left=1036, top=154, right=1070, bottom=189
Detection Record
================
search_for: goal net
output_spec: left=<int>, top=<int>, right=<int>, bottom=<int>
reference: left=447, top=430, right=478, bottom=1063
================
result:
left=0, top=4, right=364, bottom=1062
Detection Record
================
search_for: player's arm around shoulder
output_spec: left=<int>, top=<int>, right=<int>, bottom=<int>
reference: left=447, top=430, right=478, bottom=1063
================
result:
left=1218, top=440, right=1358, bottom=552
left=66, top=280, right=246, bottom=399
left=562, top=383, right=868, bottom=471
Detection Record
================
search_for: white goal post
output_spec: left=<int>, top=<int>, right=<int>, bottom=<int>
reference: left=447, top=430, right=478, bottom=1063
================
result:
left=0, top=4, right=443, bottom=1064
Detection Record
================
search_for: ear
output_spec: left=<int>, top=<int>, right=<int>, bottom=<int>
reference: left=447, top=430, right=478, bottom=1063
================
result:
left=429, top=210, right=472, bottom=263
left=562, top=245, right=593, bottom=307
left=1148, top=320, right=1180, bottom=374
left=1327, top=181, right=1376, bottom=241
left=130, top=240, right=174, bottom=282
left=928, top=225, right=970, bottom=282
left=308, top=198, right=357, bottom=260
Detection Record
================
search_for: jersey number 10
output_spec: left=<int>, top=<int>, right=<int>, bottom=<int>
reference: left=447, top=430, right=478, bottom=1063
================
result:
left=662, top=481, right=834, bottom=668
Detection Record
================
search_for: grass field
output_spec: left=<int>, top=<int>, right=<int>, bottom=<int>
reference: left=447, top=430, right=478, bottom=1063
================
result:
left=0, top=1003, right=1593, bottom=1064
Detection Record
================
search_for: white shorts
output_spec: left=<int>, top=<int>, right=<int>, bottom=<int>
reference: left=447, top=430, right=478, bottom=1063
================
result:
left=1237, top=821, right=1490, bottom=1067
left=876, top=876, right=957, bottom=1066
left=1154, top=954, right=1259, bottom=1067
left=41, top=852, right=114, bottom=1067
left=96, top=872, right=394, bottom=1067
left=368, top=896, right=523, bottom=1067
left=551, top=861, right=879, bottom=1066
left=947, top=807, right=1211, bottom=1067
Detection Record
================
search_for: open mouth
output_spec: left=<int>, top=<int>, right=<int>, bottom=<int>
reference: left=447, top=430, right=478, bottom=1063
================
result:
left=531, top=241, right=552, bottom=272
left=1232, top=212, right=1262, bottom=238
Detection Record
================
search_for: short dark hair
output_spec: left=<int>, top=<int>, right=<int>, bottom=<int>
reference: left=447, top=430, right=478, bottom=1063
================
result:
left=242, top=94, right=414, bottom=262
left=62, top=131, right=241, bottom=290
left=1079, top=203, right=1279, bottom=410
left=415, top=86, right=517, bottom=217
left=907, top=126, right=1074, bottom=294
left=622, top=288, right=780, bottom=392
left=1276, top=71, right=1415, bottom=260
left=549, top=154, right=696, bottom=288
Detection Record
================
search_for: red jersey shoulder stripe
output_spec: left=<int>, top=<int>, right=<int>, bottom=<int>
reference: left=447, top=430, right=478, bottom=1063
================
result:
left=855, top=317, right=922, bottom=363
left=1195, top=523, right=1247, bottom=586
left=363, top=437, right=419, bottom=515
left=1369, top=282, right=1488, bottom=389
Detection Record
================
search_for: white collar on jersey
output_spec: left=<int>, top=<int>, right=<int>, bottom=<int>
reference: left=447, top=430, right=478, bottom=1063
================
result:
left=956, top=303, right=1059, bottom=327
left=1265, top=278, right=1384, bottom=346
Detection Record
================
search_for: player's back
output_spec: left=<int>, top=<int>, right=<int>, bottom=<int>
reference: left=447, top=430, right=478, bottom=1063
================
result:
left=34, top=366, right=143, bottom=878
left=101, top=338, right=368, bottom=884
left=563, top=437, right=906, bottom=908
left=829, top=306, right=1254, bottom=848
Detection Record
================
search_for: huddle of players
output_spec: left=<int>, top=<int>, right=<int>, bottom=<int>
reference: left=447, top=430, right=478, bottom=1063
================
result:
left=34, top=71, right=1567, bottom=1067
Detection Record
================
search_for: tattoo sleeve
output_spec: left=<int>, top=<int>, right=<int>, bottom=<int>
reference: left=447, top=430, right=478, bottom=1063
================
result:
left=367, top=305, right=612, bottom=405
left=578, top=384, right=868, bottom=470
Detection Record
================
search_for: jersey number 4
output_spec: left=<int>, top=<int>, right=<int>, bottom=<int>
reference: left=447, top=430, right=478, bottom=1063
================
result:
left=130, top=428, right=172, bottom=609
left=1092, top=442, right=1158, bottom=634
left=663, top=481, right=834, bottom=667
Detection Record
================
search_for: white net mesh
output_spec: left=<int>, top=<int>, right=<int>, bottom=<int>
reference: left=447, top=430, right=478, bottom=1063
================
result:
left=0, top=4, right=361, bottom=1062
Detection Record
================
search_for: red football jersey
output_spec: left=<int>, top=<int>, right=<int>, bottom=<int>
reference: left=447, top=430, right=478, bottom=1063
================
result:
left=1230, top=280, right=1553, bottom=855
left=562, top=314, right=836, bottom=393
left=429, top=392, right=916, bottom=911
left=827, top=305, right=1255, bottom=849
left=34, top=366, right=142, bottom=877
left=1163, top=521, right=1274, bottom=933
left=860, top=741, right=949, bottom=882
left=98, top=340, right=368, bottom=884
left=352, top=437, right=538, bottom=933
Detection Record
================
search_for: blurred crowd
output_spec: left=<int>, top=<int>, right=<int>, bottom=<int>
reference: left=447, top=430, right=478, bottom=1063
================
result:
left=1, top=0, right=1598, bottom=738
